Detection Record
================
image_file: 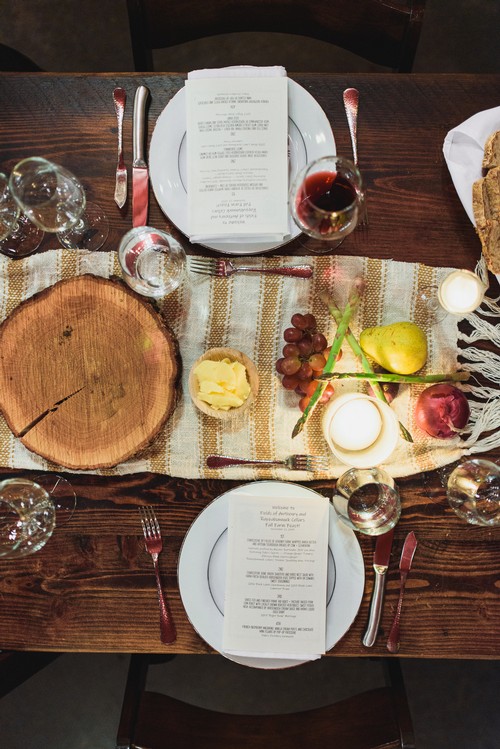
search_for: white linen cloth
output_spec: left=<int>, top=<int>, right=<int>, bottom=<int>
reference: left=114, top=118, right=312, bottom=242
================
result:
left=186, top=66, right=289, bottom=244
left=443, top=106, right=500, bottom=284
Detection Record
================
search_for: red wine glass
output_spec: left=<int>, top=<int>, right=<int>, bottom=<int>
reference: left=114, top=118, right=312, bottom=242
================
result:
left=290, top=156, right=364, bottom=253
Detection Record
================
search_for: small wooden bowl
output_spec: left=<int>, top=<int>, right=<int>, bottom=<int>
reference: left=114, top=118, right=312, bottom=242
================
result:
left=188, top=347, right=259, bottom=420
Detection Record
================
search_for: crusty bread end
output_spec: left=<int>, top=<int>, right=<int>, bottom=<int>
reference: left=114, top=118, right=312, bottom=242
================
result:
left=482, top=130, right=500, bottom=169
left=473, top=166, right=500, bottom=273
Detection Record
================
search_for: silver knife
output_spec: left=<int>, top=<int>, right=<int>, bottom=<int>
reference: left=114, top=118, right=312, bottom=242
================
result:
left=113, top=87, right=127, bottom=208
left=362, top=527, right=394, bottom=647
left=132, top=85, right=150, bottom=227
left=387, top=531, right=418, bottom=653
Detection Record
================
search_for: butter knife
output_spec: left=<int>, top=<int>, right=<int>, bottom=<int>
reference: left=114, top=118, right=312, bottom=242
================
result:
left=132, top=85, right=150, bottom=227
left=362, top=528, right=394, bottom=647
left=387, top=531, right=418, bottom=653
left=113, top=87, right=127, bottom=208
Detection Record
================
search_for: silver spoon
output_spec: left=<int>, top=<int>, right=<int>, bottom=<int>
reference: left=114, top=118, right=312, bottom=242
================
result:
left=343, top=88, right=368, bottom=227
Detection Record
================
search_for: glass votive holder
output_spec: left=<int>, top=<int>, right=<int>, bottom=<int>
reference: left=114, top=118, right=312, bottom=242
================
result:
left=118, top=226, right=186, bottom=298
left=332, top=466, right=401, bottom=536
left=447, top=458, right=500, bottom=526
left=437, top=269, right=487, bottom=315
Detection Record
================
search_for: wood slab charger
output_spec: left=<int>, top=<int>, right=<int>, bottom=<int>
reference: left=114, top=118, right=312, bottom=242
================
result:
left=0, top=274, right=180, bottom=470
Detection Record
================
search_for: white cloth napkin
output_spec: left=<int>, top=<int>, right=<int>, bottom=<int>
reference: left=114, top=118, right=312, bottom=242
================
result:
left=186, top=65, right=289, bottom=244
left=442, top=106, right=500, bottom=283
left=188, top=65, right=287, bottom=79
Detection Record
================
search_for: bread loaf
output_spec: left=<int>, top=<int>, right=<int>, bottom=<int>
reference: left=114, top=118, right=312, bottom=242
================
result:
left=482, top=130, right=500, bottom=169
left=472, top=130, right=500, bottom=273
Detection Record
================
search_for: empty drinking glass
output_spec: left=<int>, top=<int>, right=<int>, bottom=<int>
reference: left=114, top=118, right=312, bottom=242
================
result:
left=9, top=157, right=109, bottom=251
left=0, top=478, right=56, bottom=558
left=447, top=458, right=500, bottom=526
left=118, top=226, right=186, bottom=298
left=332, top=466, right=401, bottom=535
left=0, top=171, right=43, bottom=258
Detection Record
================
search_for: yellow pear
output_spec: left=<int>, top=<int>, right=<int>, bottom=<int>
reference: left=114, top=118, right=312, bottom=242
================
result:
left=359, top=321, right=427, bottom=374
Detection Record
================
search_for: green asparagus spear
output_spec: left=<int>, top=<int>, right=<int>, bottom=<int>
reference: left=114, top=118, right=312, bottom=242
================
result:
left=292, top=278, right=364, bottom=438
left=317, top=371, right=470, bottom=384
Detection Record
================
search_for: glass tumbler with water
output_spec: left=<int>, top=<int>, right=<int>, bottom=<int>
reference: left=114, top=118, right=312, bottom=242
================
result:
left=118, top=226, right=186, bottom=298
left=0, top=478, right=56, bottom=558
left=332, top=466, right=401, bottom=535
left=447, top=458, right=500, bottom=526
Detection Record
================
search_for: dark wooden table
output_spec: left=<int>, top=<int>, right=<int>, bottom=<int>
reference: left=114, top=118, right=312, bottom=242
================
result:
left=0, top=72, right=499, bottom=659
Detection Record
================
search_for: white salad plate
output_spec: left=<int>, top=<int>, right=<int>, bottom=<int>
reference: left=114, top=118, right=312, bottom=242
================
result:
left=178, top=480, right=364, bottom=670
left=149, top=79, right=336, bottom=255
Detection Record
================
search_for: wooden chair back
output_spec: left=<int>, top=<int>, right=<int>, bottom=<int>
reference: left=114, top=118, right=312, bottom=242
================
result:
left=116, top=654, right=416, bottom=749
left=126, top=0, right=427, bottom=72
left=0, top=44, right=42, bottom=71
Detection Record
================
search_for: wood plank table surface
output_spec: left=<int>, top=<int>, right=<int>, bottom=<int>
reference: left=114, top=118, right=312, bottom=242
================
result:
left=0, top=72, right=499, bottom=658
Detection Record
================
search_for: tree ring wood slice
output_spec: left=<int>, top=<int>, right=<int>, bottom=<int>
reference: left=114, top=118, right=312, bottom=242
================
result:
left=0, top=274, right=180, bottom=470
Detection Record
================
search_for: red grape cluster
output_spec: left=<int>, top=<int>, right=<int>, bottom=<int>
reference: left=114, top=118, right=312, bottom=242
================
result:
left=276, top=313, right=338, bottom=412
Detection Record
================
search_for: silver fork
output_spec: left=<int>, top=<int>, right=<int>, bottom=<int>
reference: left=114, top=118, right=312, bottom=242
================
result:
left=343, top=87, right=368, bottom=230
left=189, top=257, right=313, bottom=279
left=139, top=506, right=177, bottom=645
left=206, top=454, right=329, bottom=472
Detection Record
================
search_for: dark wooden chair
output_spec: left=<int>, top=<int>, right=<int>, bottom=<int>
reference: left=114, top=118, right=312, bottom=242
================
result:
left=0, top=651, right=59, bottom=699
left=126, top=0, right=426, bottom=73
left=116, top=654, right=416, bottom=749
left=0, top=43, right=42, bottom=71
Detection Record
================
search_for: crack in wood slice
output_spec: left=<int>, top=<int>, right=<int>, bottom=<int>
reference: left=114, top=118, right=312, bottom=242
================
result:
left=18, top=386, right=86, bottom=438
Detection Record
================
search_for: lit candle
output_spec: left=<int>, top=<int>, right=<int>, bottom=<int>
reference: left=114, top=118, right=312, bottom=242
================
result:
left=329, top=398, right=382, bottom=452
left=438, top=269, right=487, bottom=315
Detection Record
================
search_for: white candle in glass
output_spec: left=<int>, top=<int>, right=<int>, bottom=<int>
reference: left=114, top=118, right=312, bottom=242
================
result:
left=437, top=269, right=487, bottom=315
left=329, top=398, right=382, bottom=451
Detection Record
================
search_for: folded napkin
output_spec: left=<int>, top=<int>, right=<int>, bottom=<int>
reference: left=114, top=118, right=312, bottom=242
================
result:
left=443, top=106, right=500, bottom=284
left=186, top=65, right=289, bottom=244
left=188, top=65, right=287, bottom=79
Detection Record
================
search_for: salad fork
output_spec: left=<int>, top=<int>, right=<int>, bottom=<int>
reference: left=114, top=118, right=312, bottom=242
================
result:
left=139, top=506, right=177, bottom=645
left=343, top=87, right=368, bottom=231
left=207, top=454, right=329, bottom=472
left=189, top=257, right=313, bottom=279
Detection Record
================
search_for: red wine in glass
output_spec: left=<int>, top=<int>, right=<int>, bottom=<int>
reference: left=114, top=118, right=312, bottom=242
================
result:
left=290, top=156, right=364, bottom=251
left=296, top=170, right=358, bottom=237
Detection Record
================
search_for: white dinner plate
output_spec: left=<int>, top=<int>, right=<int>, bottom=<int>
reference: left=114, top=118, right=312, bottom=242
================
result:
left=149, top=79, right=336, bottom=255
left=178, top=481, right=364, bottom=669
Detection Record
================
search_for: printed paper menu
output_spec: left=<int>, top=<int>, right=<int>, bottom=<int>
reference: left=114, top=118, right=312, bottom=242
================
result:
left=186, top=76, right=289, bottom=242
left=223, top=493, right=329, bottom=659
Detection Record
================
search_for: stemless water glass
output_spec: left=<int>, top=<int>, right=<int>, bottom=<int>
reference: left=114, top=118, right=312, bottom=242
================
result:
left=118, top=226, right=186, bottom=298
left=0, top=171, right=43, bottom=258
left=0, top=478, right=56, bottom=558
left=289, top=155, right=364, bottom=253
left=447, top=458, right=500, bottom=526
left=332, top=466, right=401, bottom=536
left=9, top=157, right=109, bottom=251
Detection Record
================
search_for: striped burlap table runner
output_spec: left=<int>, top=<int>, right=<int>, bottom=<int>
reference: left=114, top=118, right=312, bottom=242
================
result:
left=0, top=250, right=498, bottom=480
